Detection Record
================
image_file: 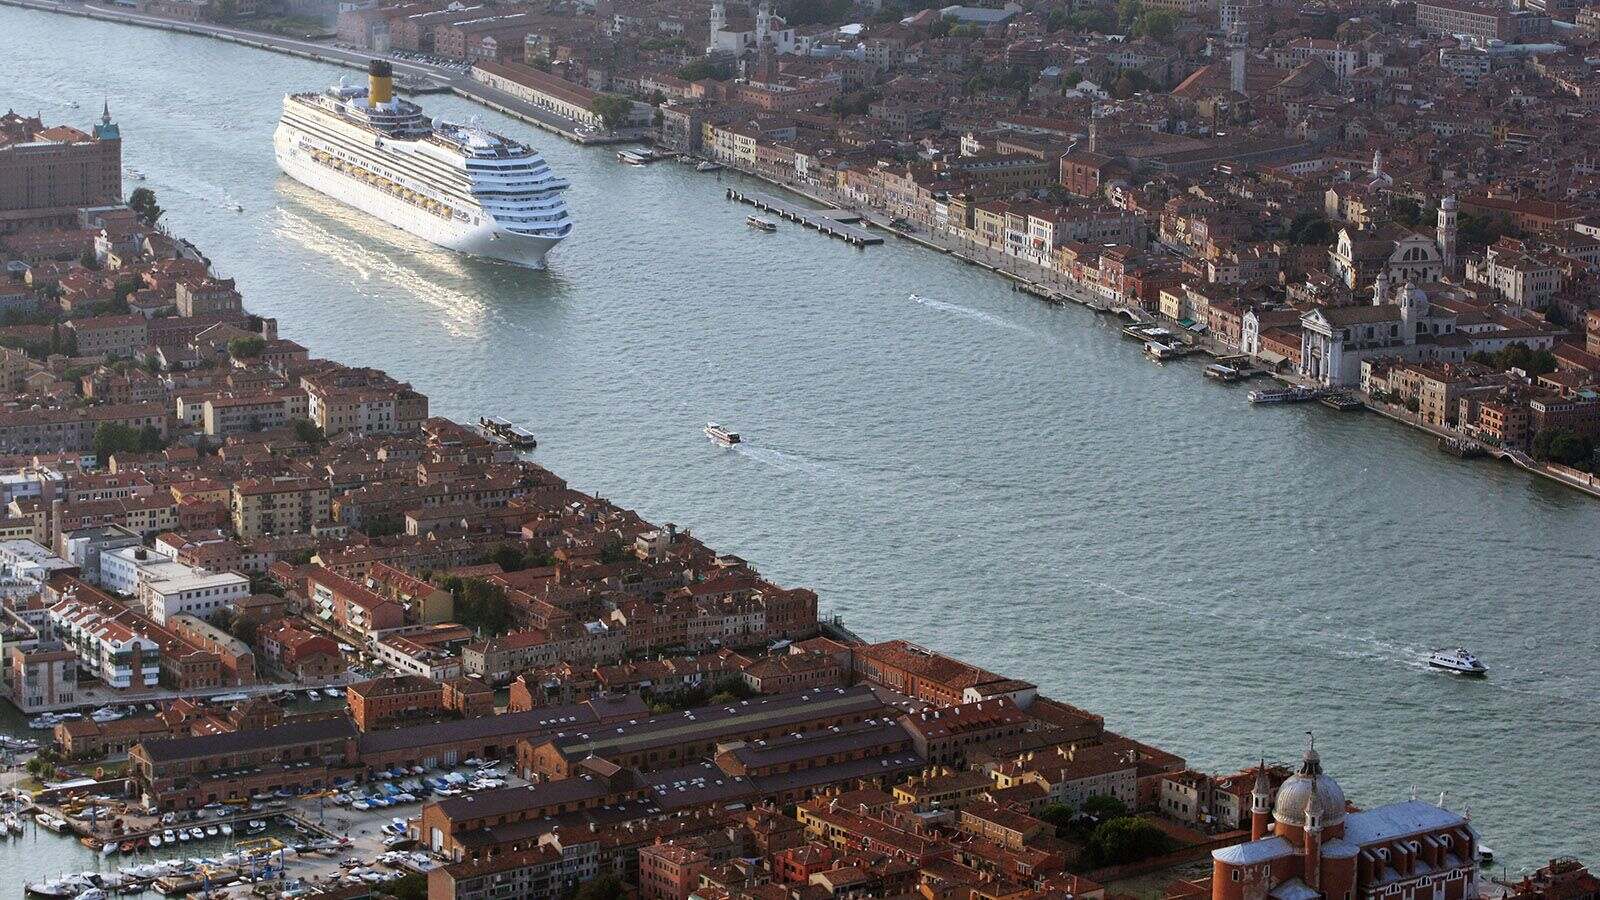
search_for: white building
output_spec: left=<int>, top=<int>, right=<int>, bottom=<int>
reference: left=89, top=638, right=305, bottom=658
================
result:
left=100, top=545, right=249, bottom=624
left=144, top=570, right=251, bottom=626
left=0, top=539, right=76, bottom=598
left=708, top=0, right=800, bottom=54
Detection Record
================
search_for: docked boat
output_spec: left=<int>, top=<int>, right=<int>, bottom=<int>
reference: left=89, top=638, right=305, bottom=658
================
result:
left=1143, top=341, right=1180, bottom=361
left=704, top=422, right=741, bottom=446
left=147, top=835, right=161, bottom=848
left=119, top=840, right=138, bottom=853
left=1318, top=391, right=1364, bottom=411
left=306, top=689, right=322, bottom=701
left=100, top=840, right=117, bottom=856
left=1438, top=436, right=1486, bottom=459
left=1205, top=364, right=1242, bottom=382
left=34, top=813, right=70, bottom=833
left=695, top=160, right=723, bottom=172
left=206, top=825, right=219, bottom=837
left=616, top=148, right=658, bottom=165
left=1479, top=846, right=1496, bottom=865
left=478, top=416, right=537, bottom=449
left=219, top=823, right=233, bottom=836
left=745, top=215, right=777, bottom=232
left=1427, top=648, right=1487, bottom=676
left=188, top=827, right=206, bottom=840
left=246, top=820, right=268, bottom=835
left=28, top=714, right=63, bottom=731
left=161, top=829, right=176, bottom=844
left=1247, top=386, right=1317, bottom=404
left=275, top=61, right=572, bottom=269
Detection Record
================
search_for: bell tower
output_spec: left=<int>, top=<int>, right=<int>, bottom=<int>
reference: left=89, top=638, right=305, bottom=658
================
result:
left=1303, top=794, right=1323, bottom=890
left=1438, top=195, right=1458, bottom=276
left=1250, top=760, right=1272, bottom=841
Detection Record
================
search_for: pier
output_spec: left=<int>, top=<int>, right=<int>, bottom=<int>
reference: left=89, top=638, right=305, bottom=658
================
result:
left=725, top=189, right=883, bottom=246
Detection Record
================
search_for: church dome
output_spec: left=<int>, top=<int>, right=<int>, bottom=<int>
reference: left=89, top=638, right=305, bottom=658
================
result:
left=1273, top=741, right=1346, bottom=828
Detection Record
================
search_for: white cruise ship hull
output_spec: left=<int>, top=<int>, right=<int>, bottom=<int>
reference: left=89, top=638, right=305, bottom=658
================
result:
left=273, top=126, right=561, bottom=269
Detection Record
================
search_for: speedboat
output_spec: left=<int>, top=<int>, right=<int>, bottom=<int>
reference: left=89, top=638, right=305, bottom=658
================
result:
left=1427, top=648, right=1487, bottom=676
left=704, top=421, right=741, bottom=446
left=1479, top=846, right=1496, bottom=865
left=205, top=825, right=219, bottom=837
left=219, top=823, right=233, bottom=836
left=695, top=160, right=723, bottom=172
left=147, top=834, right=162, bottom=849
left=306, top=689, right=321, bottom=701
left=745, top=215, right=777, bottom=232
left=161, top=829, right=175, bottom=843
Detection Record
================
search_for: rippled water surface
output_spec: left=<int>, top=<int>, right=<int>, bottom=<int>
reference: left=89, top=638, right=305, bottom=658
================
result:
left=2, top=6, right=1598, bottom=883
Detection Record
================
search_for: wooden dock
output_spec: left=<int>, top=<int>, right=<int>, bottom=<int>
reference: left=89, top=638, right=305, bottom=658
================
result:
left=726, top=189, right=883, bottom=246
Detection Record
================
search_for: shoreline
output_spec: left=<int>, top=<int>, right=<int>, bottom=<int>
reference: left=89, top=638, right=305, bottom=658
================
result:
left=713, top=162, right=1600, bottom=502
left=1, top=0, right=1594, bottom=504
left=0, top=0, right=646, bottom=145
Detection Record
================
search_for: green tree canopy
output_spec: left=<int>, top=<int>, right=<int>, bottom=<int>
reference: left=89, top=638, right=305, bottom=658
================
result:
left=129, top=187, right=164, bottom=227
left=590, top=94, right=635, bottom=131
left=228, top=336, right=266, bottom=358
left=1086, top=816, right=1174, bottom=867
left=675, top=58, right=734, bottom=82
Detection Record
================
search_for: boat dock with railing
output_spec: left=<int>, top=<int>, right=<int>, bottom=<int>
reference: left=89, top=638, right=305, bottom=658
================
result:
left=725, top=188, right=882, bottom=246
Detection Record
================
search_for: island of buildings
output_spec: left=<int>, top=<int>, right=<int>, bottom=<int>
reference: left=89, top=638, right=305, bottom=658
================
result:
left=2, top=0, right=1600, bottom=894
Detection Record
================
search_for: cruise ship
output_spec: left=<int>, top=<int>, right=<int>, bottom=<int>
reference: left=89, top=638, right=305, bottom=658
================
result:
left=274, top=60, right=571, bottom=268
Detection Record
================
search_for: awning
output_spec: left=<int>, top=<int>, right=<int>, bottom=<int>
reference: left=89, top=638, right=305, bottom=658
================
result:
left=1256, top=349, right=1287, bottom=366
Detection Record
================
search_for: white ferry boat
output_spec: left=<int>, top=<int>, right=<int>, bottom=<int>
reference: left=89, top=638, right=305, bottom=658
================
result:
left=704, top=422, right=741, bottom=446
left=478, top=415, right=537, bottom=449
left=274, top=60, right=572, bottom=268
left=1427, top=648, right=1487, bottom=676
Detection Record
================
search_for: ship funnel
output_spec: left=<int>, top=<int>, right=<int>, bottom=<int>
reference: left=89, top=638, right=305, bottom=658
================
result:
left=368, top=59, right=394, bottom=107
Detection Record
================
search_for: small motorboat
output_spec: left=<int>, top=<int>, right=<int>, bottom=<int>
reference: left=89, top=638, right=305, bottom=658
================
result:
left=219, top=823, right=233, bottom=836
left=1427, top=648, right=1487, bottom=676
left=148, top=835, right=161, bottom=848
left=161, top=829, right=175, bottom=843
left=120, top=840, right=138, bottom=853
left=745, top=215, right=777, bottom=232
left=188, top=827, right=206, bottom=840
left=175, top=830, right=190, bottom=843
left=696, top=160, right=723, bottom=172
left=306, top=689, right=321, bottom=701
left=1479, top=846, right=1496, bottom=865
left=100, top=841, right=117, bottom=856
left=704, top=421, right=741, bottom=446
left=205, top=825, right=219, bottom=837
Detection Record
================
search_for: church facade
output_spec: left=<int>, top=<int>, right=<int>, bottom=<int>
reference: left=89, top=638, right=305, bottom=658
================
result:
left=1211, top=742, right=1479, bottom=900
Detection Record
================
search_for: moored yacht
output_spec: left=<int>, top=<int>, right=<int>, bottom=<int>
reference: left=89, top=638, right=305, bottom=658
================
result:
left=704, top=422, right=741, bottom=446
left=1427, top=647, right=1487, bottom=676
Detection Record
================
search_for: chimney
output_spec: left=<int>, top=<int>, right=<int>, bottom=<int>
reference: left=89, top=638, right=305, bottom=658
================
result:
left=368, top=59, right=394, bottom=107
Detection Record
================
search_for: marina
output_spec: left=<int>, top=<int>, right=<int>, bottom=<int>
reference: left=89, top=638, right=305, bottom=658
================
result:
left=724, top=187, right=883, bottom=246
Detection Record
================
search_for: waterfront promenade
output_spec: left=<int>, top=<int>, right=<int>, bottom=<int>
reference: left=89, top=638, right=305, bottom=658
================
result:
left=0, top=0, right=650, bottom=145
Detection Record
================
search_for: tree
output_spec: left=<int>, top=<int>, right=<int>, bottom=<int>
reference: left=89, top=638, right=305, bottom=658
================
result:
left=1389, top=197, right=1422, bottom=228
left=1533, top=427, right=1592, bottom=467
left=92, top=422, right=163, bottom=463
left=1082, top=794, right=1129, bottom=820
left=78, top=249, right=101, bottom=271
left=291, top=417, right=326, bottom=448
left=675, top=58, right=733, bottom=82
left=1116, top=0, right=1143, bottom=28
left=1133, top=9, right=1176, bottom=42
left=599, top=537, right=628, bottom=565
left=484, top=544, right=529, bottom=573
left=590, top=94, right=634, bottom=131
left=387, top=873, right=427, bottom=900
left=228, top=335, right=266, bottom=359
left=1086, top=816, right=1174, bottom=867
left=230, top=616, right=259, bottom=645
left=453, top=578, right=513, bottom=637
left=129, top=187, right=164, bottom=227
left=569, top=874, right=626, bottom=900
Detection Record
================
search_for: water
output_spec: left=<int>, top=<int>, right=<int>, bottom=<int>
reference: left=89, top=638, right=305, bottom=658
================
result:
left=2, top=6, right=1598, bottom=884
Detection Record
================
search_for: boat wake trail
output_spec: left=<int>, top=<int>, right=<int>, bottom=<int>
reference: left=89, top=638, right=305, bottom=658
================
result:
left=732, top=444, right=844, bottom=479
left=909, top=293, right=1052, bottom=342
left=272, top=206, right=534, bottom=339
